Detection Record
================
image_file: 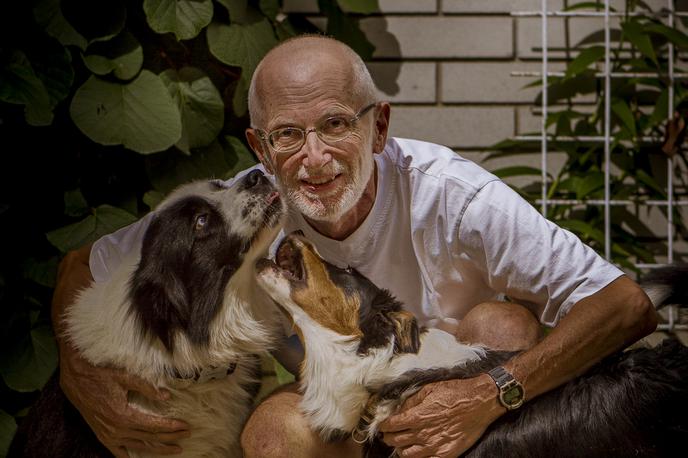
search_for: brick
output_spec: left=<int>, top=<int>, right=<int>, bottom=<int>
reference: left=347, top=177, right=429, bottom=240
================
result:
left=443, top=1, right=564, bottom=14
left=367, top=62, right=436, bottom=103
left=517, top=16, right=623, bottom=59
left=388, top=106, right=514, bottom=149
left=443, top=0, right=666, bottom=14
left=282, top=0, right=438, bottom=14
left=442, top=61, right=573, bottom=104
left=516, top=105, right=598, bottom=136
left=360, top=17, right=513, bottom=58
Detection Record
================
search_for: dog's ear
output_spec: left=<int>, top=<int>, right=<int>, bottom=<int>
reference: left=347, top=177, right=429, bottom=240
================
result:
left=389, top=310, right=420, bottom=354
left=129, top=197, right=237, bottom=352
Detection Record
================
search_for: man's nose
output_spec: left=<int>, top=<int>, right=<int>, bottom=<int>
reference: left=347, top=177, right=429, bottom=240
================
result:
left=301, top=129, right=332, bottom=168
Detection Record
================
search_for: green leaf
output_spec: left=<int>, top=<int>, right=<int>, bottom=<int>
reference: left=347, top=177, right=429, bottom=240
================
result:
left=0, top=51, right=53, bottom=126
left=611, top=98, right=637, bottom=137
left=82, top=29, right=143, bottom=81
left=46, top=205, right=138, bottom=253
left=0, top=326, right=57, bottom=392
left=565, top=46, right=605, bottom=78
left=319, top=0, right=375, bottom=60
left=636, top=169, right=666, bottom=196
left=70, top=71, right=182, bottom=154
left=259, top=0, right=281, bottom=20
left=491, top=166, right=544, bottom=179
left=207, top=19, right=278, bottom=81
left=648, top=87, right=669, bottom=128
left=337, top=0, right=380, bottom=14
left=33, top=0, right=88, bottom=50
left=559, top=219, right=605, bottom=246
left=273, top=357, right=295, bottom=384
left=64, top=188, right=89, bottom=217
left=225, top=135, right=258, bottom=178
left=22, top=257, right=59, bottom=288
left=146, top=140, right=244, bottom=194
left=60, top=0, right=127, bottom=43
left=0, top=409, right=17, bottom=457
left=232, top=75, right=249, bottom=118
left=28, top=37, right=75, bottom=111
left=160, top=67, right=225, bottom=155
left=645, top=23, right=688, bottom=49
left=216, top=0, right=248, bottom=22
left=144, top=0, right=213, bottom=41
left=573, top=173, right=605, bottom=199
left=143, top=190, right=165, bottom=210
left=621, top=20, right=657, bottom=66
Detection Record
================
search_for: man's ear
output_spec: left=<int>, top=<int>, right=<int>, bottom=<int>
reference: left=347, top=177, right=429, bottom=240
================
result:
left=246, top=128, right=274, bottom=174
left=389, top=310, right=420, bottom=354
left=373, top=102, right=391, bottom=154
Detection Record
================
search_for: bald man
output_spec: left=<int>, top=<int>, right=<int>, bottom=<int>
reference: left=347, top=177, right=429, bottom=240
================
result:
left=54, top=36, right=656, bottom=457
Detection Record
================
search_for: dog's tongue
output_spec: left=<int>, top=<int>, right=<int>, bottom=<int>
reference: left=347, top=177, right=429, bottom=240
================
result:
left=266, top=191, right=280, bottom=204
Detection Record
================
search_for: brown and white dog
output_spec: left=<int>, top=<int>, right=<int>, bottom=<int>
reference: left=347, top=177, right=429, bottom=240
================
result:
left=257, top=232, right=688, bottom=458
left=11, top=170, right=286, bottom=458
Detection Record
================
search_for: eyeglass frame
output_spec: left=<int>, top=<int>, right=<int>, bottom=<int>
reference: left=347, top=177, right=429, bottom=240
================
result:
left=255, top=102, right=378, bottom=158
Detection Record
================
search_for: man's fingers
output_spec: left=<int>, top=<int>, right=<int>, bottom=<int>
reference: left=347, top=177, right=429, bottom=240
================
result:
left=115, top=371, right=171, bottom=402
left=119, top=438, right=183, bottom=455
left=122, top=407, right=190, bottom=434
left=124, top=427, right=192, bottom=444
left=398, top=444, right=432, bottom=458
left=111, top=445, right=130, bottom=458
left=383, top=430, right=418, bottom=448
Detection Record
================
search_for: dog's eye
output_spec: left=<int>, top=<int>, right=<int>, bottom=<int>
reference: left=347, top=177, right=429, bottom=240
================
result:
left=195, top=214, right=208, bottom=231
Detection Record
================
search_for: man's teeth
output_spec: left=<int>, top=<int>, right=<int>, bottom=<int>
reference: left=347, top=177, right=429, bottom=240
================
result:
left=304, top=176, right=335, bottom=184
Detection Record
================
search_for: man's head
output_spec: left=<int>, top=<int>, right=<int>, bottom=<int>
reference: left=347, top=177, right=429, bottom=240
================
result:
left=245, top=36, right=390, bottom=225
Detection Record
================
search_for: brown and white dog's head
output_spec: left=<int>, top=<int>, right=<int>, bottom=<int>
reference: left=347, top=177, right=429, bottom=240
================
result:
left=257, top=232, right=420, bottom=359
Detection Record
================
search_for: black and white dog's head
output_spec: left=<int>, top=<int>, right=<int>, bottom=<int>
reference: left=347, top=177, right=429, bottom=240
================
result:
left=130, top=170, right=285, bottom=352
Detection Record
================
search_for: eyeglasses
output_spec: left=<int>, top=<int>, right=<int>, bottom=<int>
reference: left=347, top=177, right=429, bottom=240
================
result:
left=257, top=103, right=377, bottom=156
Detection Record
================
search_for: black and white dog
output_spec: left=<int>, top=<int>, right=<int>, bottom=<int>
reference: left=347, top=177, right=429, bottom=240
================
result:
left=257, top=232, right=688, bottom=458
left=10, top=170, right=286, bottom=457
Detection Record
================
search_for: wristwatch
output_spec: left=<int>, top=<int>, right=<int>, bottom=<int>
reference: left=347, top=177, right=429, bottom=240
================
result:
left=487, top=366, right=525, bottom=410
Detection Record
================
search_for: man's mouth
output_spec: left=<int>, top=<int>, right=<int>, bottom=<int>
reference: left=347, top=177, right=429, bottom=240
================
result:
left=300, top=174, right=343, bottom=193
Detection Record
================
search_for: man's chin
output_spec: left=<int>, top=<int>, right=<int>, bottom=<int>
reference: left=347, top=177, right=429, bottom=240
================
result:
left=288, top=191, right=351, bottom=222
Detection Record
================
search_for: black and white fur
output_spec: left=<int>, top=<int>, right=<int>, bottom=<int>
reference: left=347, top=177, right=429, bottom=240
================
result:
left=256, top=233, right=688, bottom=458
left=10, top=170, right=286, bottom=458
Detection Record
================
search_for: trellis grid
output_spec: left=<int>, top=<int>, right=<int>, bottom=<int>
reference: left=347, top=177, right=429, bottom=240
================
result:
left=511, top=0, right=686, bottom=331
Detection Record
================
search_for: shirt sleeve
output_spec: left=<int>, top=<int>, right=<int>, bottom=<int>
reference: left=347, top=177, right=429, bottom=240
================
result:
left=457, top=180, right=624, bottom=326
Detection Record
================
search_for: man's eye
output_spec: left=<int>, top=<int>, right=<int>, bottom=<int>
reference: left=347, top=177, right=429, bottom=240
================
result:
left=275, top=128, right=299, bottom=139
left=322, top=117, right=349, bottom=134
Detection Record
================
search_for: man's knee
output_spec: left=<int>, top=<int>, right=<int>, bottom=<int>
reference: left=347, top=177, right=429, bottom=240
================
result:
left=241, top=384, right=362, bottom=458
left=456, top=301, right=544, bottom=351
left=241, top=386, right=305, bottom=458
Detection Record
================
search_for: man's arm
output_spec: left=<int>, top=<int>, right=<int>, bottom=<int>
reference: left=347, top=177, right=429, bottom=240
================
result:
left=53, top=244, right=190, bottom=457
left=379, top=276, right=656, bottom=458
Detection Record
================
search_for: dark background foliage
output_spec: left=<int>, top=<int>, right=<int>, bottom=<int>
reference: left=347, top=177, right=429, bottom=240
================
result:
left=0, top=0, right=379, bottom=452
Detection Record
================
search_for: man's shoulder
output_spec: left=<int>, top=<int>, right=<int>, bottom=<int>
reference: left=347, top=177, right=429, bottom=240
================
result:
left=384, top=137, right=498, bottom=190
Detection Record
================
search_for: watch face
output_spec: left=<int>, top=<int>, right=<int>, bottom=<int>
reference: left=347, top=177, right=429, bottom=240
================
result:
left=502, top=385, right=524, bottom=407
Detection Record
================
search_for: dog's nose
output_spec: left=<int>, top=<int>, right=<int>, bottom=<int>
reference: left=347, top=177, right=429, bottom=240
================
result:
left=244, top=169, right=265, bottom=188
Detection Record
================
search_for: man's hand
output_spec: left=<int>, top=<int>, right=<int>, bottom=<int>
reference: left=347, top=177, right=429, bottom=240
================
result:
left=379, top=375, right=502, bottom=458
left=60, top=345, right=190, bottom=457
left=53, top=246, right=189, bottom=457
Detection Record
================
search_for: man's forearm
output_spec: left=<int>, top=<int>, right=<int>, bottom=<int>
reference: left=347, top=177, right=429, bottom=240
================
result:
left=504, top=275, right=657, bottom=403
left=52, top=244, right=94, bottom=341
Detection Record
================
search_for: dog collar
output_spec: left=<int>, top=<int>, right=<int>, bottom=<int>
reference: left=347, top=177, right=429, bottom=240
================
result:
left=487, top=366, right=525, bottom=410
left=174, top=362, right=237, bottom=383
